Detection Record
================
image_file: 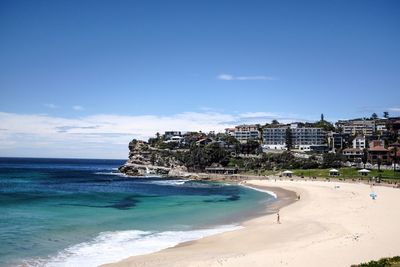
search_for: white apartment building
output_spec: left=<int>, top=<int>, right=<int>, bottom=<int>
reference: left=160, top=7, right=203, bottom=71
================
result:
left=233, top=124, right=261, bottom=143
left=263, top=125, right=326, bottom=150
left=352, top=135, right=366, bottom=149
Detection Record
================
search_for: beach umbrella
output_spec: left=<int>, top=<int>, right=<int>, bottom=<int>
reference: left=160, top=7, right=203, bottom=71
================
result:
left=282, top=170, right=294, bottom=177
left=358, top=169, right=370, bottom=176
left=329, top=169, right=339, bottom=176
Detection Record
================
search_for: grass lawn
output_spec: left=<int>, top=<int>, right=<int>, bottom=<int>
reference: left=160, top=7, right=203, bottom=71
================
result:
left=291, top=168, right=400, bottom=180
left=240, top=168, right=400, bottom=182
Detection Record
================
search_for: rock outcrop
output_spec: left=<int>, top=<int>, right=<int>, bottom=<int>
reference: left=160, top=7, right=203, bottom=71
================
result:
left=119, top=139, right=189, bottom=177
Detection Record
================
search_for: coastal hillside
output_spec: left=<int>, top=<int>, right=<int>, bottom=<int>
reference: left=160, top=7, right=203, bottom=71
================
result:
left=118, top=139, right=188, bottom=177
left=119, top=119, right=400, bottom=180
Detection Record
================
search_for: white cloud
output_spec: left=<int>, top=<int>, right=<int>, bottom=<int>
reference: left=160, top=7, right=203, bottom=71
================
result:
left=44, top=103, right=58, bottom=109
left=217, top=73, right=276, bottom=81
left=0, top=111, right=305, bottom=158
left=239, top=112, right=278, bottom=118
left=389, top=107, right=400, bottom=112
left=73, top=105, right=84, bottom=111
left=217, top=74, right=234, bottom=80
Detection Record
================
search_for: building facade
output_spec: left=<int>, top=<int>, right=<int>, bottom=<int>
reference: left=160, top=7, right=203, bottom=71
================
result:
left=336, top=119, right=375, bottom=136
left=263, top=126, right=326, bottom=150
left=368, top=140, right=390, bottom=165
left=352, top=135, right=366, bottom=149
left=234, top=124, right=261, bottom=143
left=342, top=148, right=364, bottom=161
left=329, top=133, right=351, bottom=150
left=164, top=131, right=182, bottom=140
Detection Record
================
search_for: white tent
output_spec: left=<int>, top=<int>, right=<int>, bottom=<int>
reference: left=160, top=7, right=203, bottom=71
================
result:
left=358, top=169, right=370, bottom=176
left=282, top=170, right=294, bottom=177
left=329, top=169, right=339, bottom=176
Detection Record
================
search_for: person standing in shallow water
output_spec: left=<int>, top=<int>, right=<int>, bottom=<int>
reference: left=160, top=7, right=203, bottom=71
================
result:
left=277, top=211, right=281, bottom=224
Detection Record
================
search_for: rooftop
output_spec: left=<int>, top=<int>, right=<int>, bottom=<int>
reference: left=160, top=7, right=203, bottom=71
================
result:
left=368, top=146, right=389, bottom=152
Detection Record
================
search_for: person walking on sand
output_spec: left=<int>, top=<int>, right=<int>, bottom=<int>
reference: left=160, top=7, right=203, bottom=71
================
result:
left=277, top=211, right=281, bottom=224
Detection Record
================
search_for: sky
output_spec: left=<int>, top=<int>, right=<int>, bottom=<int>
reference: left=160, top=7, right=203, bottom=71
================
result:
left=0, top=0, right=399, bottom=159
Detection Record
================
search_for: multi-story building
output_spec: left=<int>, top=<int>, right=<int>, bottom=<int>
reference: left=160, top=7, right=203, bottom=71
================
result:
left=234, top=124, right=261, bottom=143
left=164, top=131, right=182, bottom=140
left=368, top=140, right=390, bottom=165
left=263, top=125, right=326, bottom=151
left=375, top=119, right=388, bottom=133
left=352, top=135, right=366, bottom=149
left=342, top=148, right=364, bottom=161
left=329, top=133, right=351, bottom=151
left=224, top=128, right=235, bottom=137
left=336, top=119, right=375, bottom=136
left=386, top=117, right=400, bottom=134
left=262, top=127, right=287, bottom=149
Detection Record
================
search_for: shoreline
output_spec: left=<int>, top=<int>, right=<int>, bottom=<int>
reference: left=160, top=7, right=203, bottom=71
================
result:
left=101, top=182, right=300, bottom=267
left=162, top=184, right=297, bottom=251
left=102, top=178, right=400, bottom=267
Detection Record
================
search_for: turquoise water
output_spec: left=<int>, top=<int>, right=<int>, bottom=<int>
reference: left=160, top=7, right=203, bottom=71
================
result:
left=0, top=158, right=274, bottom=266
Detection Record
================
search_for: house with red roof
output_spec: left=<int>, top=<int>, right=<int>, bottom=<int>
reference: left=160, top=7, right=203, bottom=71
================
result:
left=368, top=140, right=390, bottom=165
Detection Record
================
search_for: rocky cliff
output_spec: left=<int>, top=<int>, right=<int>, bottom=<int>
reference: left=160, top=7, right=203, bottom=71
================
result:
left=118, top=139, right=189, bottom=177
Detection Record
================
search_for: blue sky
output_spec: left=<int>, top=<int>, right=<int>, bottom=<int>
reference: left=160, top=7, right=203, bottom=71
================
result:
left=0, top=0, right=399, bottom=158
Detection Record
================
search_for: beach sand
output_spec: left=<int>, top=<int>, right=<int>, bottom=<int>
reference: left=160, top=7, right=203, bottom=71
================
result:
left=102, top=179, right=400, bottom=267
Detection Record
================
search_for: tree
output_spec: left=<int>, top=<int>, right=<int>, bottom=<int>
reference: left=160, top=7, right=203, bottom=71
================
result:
left=393, top=146, right=398, bottom=172
left=271, top=119, right=279, bottom=125
left=285, top=128, right=293, bottom=151
left=383, top=111, right=389, bottom=119
left=371, top=113, right=378, bottom=120
left=321, top=113, right=324, bottom=121
left=219, top=134, right=240, bottom=146
left=377, top=157, right=382, bottom=172
left=314, top=120, right=335, bottom=132
left=362, top=148, right=368, bottom=169
left=322, top=153, right=343, bottom=168
left=240, top=140, right=261, bottom=155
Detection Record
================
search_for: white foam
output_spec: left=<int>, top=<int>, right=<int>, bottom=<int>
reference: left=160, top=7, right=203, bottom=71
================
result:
left=150, top=179, right=191, bottom=186
left=25, top=225, right=241, bottom=267
left=241, top=184, right=277, bottom=198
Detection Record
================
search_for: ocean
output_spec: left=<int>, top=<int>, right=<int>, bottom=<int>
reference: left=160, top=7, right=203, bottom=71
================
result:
left=0, top=158, right=274, bottom=267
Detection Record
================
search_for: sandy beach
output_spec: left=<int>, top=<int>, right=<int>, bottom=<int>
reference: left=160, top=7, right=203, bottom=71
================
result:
left=102, top=179, right=400, bottom=267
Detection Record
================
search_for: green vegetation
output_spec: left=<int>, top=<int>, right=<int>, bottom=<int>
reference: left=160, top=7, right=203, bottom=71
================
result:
left=285, top=128, right=293, bottom=151
left=351, top=256, right=400, bottom=267
left=176, top=142, right=230, bottom=171
left=314, top=118, right=335, bottom=132
left=384, top=111, right=389, bottom=119
left=291, top=168, right=400, bottom=180
left=140, top=125, right=400, bottom=176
